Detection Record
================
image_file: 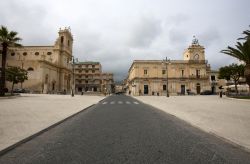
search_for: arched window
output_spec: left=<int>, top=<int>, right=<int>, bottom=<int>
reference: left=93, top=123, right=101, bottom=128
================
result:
left=35, top=52, right=39, bottom=56
left=27, top=67, right=34, bottom=71
left=23, top=52, right=27, bottom=56
left=47, top=52, right=52, bottom=55
left=11, top=52, right=15, bottom=56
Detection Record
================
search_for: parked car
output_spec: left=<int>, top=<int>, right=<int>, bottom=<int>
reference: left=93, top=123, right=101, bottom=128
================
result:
left=200, top=90, right=213, bottom=95
left=13, top=88, right=30, bottom=93
left=115, top=91, right=125, bottom=95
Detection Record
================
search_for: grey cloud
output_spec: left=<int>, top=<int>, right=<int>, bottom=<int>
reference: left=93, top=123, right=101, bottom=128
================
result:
left=167, top=14, right=189, bottom=26
left=168, top=28, right=189, bottom=46
left=198, top=28, right=220, bottom=47
left=128, top=17, right=162, bottom=48
left=0, top=0, right=249, bottom=81
left=0, top=1, right=52, bottom=45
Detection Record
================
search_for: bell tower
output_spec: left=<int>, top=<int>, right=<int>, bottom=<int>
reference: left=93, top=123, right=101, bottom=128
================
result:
left=55, top=27, right=73, bottom=54
left=53, top=27, right=74, bottom=92
left=183, top=36, right=205, bottom=61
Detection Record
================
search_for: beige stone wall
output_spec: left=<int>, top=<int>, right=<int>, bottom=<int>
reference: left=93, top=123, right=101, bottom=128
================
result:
left=127, top=42, right=211, bottom=96
left=3, top=27, right=73, bottom=93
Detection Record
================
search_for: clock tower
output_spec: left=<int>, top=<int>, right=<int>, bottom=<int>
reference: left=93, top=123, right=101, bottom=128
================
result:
left=183, top=36, right=205, bottom=61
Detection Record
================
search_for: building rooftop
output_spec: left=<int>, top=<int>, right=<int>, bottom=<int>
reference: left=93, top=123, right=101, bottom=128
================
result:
left=133, top=60, right=208, bottom=64
left=75, top=61, right=100, bottom=65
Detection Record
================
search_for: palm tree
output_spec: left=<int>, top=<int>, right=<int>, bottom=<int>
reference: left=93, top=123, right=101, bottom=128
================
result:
left=221, top=27, right=250, bottom=94
left=0, top=26, right=22, bottom=96
left=239, top=27, right=250, bottom=40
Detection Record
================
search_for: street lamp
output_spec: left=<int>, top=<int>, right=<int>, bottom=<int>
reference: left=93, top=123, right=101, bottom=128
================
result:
left=71, top=56, right=78, bottom=97
left=163, top=57, right=170, bottom=97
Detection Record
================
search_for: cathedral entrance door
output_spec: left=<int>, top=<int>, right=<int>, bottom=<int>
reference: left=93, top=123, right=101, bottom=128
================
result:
left=144, top=85, right=148, bottom=95
left=196, top=83, right=201, bottom=94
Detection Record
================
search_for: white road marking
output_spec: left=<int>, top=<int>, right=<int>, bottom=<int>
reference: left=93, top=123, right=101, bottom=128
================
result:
left=118, top=101, right=123, bottom=104
left=126, top=101, right=131, bottom=104
left=133, top=101, right=139, bottom=104
left=110, top=101, right=115, bottom=104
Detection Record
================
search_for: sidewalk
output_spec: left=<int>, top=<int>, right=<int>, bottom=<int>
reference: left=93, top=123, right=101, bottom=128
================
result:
left=0, top=94, right=104, bottom=151
left=134, top=95, right=250, bottom=151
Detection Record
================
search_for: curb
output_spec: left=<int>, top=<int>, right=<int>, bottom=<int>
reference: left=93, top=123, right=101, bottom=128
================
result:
left=223, top=96, right=250, bottom=102
left=0, top=94, right=21, bottom=99
left=0, top=103, right=97, bottom=157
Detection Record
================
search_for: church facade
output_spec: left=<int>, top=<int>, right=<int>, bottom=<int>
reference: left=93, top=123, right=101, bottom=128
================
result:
left=126, top=39, right=211, bottom=96
left=4, top=27, right=73, bottom=93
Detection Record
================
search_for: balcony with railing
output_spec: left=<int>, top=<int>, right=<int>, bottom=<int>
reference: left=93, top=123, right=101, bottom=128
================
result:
left=189, top=75, right=209, bottom=79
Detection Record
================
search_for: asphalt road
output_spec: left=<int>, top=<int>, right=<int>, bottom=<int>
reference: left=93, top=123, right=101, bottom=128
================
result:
left=0, top=95, right=250, bottom=164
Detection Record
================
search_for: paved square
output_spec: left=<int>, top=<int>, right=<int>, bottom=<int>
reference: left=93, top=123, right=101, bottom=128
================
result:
left=135, top=95, right=250, bottom=151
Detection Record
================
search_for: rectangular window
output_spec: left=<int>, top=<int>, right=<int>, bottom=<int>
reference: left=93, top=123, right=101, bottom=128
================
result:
left=181, top=70, right=184, bottom=77
left=211, top=75, right=215, bottom=81
left=162, top=70, right=166, bottom=74
left=144, top=70, right=147, bottom=75
left=196, top=70, right=200, bottom=78
left=163, top=85, right=166, bottom=91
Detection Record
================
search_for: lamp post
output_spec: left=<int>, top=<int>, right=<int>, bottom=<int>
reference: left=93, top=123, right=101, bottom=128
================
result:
left=163, top=57, right=170, bottom=97
left=71, top=56, right=77, bottom=97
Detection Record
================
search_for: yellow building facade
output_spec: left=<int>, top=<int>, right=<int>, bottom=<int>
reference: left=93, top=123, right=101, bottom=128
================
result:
left=126, top=40, right=211, bottom=96
left=3, top=27, right=73, bottom=93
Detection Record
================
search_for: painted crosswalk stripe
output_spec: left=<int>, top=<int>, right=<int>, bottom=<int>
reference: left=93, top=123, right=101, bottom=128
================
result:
left=118, top=101, right=123, bottom=104
left=110, top=101, right=115, bottom=104
left=134, top=101, right=139, bottom=104
left=126, top=101, right=131, bottom=104
left=102, top=102, right=107, bottom=104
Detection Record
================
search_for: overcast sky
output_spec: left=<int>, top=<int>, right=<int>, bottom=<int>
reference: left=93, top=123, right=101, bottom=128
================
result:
left=1, top=0, right=250, bottom=81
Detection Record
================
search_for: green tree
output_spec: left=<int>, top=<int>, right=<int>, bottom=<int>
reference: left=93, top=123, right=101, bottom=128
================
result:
left=6, top=66, right=28, bottom=95
left=218, top=64, right=245, bottom=94
left=221, top=27, right=250, bottom=94
left=0, top=26, right=22, bottom=96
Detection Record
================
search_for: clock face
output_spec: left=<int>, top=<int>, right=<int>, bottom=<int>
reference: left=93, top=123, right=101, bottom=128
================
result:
left=194, top=54, right=199, bottom=60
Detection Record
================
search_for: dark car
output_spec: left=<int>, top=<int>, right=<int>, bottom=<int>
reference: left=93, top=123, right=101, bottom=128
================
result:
left=13, top=88, right=29, bottom=93
left=115, top=91, right=124, bottom=95
left=200, top=90, right=213, bottom=95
